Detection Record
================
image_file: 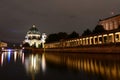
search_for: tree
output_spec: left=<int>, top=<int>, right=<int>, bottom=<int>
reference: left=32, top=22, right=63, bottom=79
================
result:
left=22, top=43, right=30, bottom=47
left=46, top=32, right=68, bottom=43
left=93, top=25, right=106, bottom=34
left=82, top=28, right=92, bottom=36
left=57, top=32, right=68, bottom=40
left=46, top=31, right=79, bottom=43
left=67, top=31, right=79, bottom=39
left=46, top=33, right=59, bottom=43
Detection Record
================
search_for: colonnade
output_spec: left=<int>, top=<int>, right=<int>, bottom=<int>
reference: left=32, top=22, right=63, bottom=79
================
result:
left=45, top=31, right=120, bottom=48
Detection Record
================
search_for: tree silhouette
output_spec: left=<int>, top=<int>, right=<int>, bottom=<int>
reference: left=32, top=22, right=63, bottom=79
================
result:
left=93, top=25, right=106, bottom=34
left=67, top=31, right=79, bottom=39
left=46, top=32, right=68, bottom=43
left=46, top=31, right=79, bottom=43
left=22, top=43, right=30, bottom=47
left=46, top=33, right=59, bottom=43
left=82, top=28, right=92, bottom=36
left=57, top=32, right=68, bottom=40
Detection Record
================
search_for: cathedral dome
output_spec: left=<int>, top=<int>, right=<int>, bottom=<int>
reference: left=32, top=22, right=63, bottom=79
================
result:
left=27, top=25, right=40, bottom=34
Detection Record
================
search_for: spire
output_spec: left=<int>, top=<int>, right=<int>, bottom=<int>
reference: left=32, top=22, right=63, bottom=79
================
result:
left=33, top=24, right=35, bottom=28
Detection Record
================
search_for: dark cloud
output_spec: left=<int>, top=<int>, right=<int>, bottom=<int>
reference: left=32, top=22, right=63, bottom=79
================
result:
left=0, top=0, right=120, bottom=43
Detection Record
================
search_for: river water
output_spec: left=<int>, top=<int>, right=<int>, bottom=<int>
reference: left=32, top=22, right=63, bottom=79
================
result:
left=0, top=49, right=120, bottom=80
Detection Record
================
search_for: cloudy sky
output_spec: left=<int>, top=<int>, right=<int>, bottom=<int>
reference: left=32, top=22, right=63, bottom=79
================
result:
left=0, top=0, right=120, bottom=43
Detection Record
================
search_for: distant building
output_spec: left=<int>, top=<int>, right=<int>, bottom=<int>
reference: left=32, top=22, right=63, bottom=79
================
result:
left=23, top=25, right=47, bottom=48
left=0, top=41, right=7, bottom=48
left=99, top=14, right=120, bottom=30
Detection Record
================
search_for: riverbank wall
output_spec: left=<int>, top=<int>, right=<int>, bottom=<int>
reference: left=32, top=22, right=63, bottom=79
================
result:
left=23, top=47, right=44, bottom=53
left=45, top=46, right=120, bottom=53
left=23, top=46, right=120, bottom=54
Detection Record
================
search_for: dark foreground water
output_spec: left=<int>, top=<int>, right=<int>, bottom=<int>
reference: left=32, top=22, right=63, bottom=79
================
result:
left=0, top=49, right=120, bottom=80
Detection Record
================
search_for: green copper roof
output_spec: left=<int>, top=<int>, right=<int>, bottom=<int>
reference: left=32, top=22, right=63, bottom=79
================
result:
left=27, top=25, right=40, bottom=34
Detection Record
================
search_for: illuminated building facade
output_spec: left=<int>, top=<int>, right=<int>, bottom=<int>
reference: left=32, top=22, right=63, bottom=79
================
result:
left=45, top=31, right=120, bottom=48
left=23, top=25, right=46, bottom=48
left=99, top=14, right=120, bottom=30
left=45, top=15, right=120, bottom=49
left=0, top=41, right=7, bottom=48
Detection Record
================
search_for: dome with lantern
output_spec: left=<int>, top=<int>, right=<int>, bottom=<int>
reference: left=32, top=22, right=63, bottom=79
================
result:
left=27, top=25, right=40, bottom=34
left=23, top=25, right=47, bottom=48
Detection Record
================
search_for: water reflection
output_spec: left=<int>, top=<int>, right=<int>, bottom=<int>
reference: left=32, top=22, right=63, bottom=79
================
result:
left=0, top=50, right=46, bottom=77
left=24, top=54, right=40, bottom=75
left=24, top=53, right=46, bottom=75
left=0, top=50, right=24, bottom=66
left=41, top=54, right=46, bottom=72
left=24, top=53, right=46, bottom=80
left=0, top=49, right=120, bottom=80
left=45, top=53, right=120, bottom=80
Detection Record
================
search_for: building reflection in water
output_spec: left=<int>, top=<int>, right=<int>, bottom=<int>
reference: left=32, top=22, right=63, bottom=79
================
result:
left=0, top=52, right=5, bottom=66
left=24, top=53, right=46, bottom=80
left=0, top=50, right=24, bottom=66
left=24, top=54, right=40, bottom=75
left=24, top=53, right=46, bottom=76
left=45, top=53, right=120, bottom=80
left=0, top=50, right=46, bottom=80
left=1, top=50, right=120, bottom=80
left=41, top=54, right=46, bottom=72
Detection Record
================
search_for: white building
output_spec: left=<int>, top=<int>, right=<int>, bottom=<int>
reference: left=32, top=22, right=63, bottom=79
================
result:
left=23, top=25, right=46, bottom=48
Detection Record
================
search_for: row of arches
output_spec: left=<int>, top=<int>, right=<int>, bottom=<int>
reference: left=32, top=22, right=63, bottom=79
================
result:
left=45, top=31, right=120, bottom=48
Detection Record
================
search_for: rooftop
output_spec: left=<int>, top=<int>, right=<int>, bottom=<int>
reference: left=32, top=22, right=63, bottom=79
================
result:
left=100, top=14, right=120, bottom=21
left=27, top=25, right=40, bottom=34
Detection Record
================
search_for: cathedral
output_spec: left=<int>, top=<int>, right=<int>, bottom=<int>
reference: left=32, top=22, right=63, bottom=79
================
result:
left=23, top=25, right=46, bottom=48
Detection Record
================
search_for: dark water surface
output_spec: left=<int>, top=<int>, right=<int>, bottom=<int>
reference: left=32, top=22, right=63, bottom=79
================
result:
left=0, top=49, right=120, bottom=80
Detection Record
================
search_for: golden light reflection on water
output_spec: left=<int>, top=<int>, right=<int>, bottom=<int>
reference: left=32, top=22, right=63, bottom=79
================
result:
left=25, top=54, right=40, bottom=75
left=24, top=53, right=46, bottom=80
left=41, top=54, right=46, bottom=72
left=24, top=53, right=46, bottom=76
left=0, top=50, right=24, bottom=66
left=0, top=50, right=46, bottom=80
left=1, top=50, right=120, bottom=80
left=45, top=53, right=120, bottom=80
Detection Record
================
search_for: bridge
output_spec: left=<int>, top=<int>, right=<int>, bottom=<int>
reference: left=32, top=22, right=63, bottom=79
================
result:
left=1, top=48, right=21, bottom=52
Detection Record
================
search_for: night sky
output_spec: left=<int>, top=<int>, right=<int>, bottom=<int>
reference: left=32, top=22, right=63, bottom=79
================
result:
left=0, top=0, right=120, bottom=43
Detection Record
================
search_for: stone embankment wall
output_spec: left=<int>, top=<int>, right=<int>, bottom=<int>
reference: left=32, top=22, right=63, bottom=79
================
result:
left=45, top=46, right=120, bottom=53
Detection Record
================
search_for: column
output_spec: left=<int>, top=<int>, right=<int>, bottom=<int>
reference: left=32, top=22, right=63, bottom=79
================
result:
left=80, top=39, right=82, bottom=45
left=114, top=20, right=118, bottom=29
left=98, top=35, right=102, bottom=44
left=112, top=21, right=115, bottom=30
left=86, top=38, right=88, bottom=45
left=106, top=34, right=109, bottom=43
left=90, top=37, right=93, bottom=45
left=93, top=36, right=96, bottom=45
left=89, top=37, right=92, bottom=45
left=102, top=34, right=104, bottom=44
left=97, top=35, right=99, bottom=44
left=83, top=38, right=85, bottom=45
